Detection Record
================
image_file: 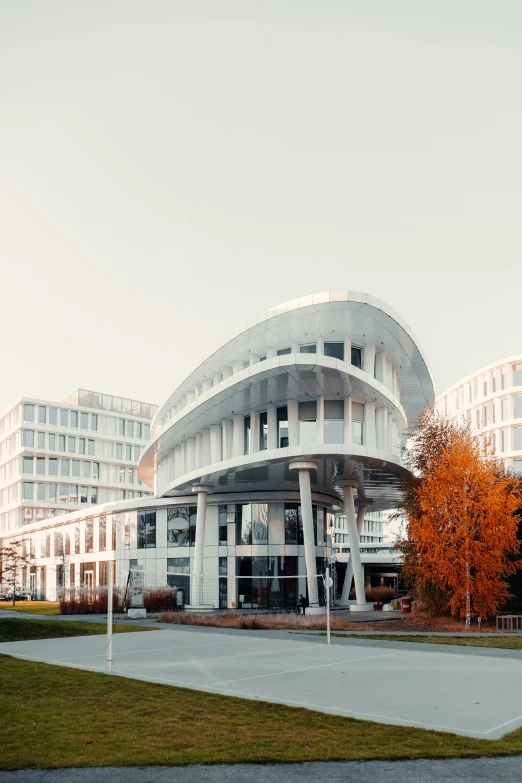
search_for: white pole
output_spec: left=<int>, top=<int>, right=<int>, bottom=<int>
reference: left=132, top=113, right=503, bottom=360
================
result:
left=107, top=560, right=113, bottom=674
left=326, top=566, right=331, bottom=646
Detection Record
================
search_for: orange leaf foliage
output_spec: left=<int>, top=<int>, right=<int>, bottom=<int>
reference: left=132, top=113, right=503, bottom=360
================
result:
left=397, top=410, right=522, bottom=619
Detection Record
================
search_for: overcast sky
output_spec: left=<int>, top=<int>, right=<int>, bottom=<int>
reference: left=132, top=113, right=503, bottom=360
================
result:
left=1, top=1, right=521, bottom=413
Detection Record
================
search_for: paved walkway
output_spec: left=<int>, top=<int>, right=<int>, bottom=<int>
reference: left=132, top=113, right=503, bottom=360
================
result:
left=1, top=757, right=522, bottom=783
left=2, top=624, right=522, bottom=738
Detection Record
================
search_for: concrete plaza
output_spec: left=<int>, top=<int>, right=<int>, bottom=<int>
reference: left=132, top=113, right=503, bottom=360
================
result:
left=1, top=625, right=522, bottom=739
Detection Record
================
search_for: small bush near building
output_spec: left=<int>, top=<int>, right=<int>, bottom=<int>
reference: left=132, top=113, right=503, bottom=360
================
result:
left=58, top=586, right=178, bottom=614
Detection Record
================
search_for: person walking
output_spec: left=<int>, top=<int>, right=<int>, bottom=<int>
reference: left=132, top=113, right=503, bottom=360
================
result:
left=298, top=593, right=308, bottom=616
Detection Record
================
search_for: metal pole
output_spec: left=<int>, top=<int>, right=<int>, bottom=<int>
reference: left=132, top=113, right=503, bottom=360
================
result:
left=107, top=560, right=113, bottom=674
left=326, top=566, right=331, bottom=646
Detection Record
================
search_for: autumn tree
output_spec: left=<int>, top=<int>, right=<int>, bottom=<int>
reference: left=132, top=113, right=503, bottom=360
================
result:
left=0, top=538, right=32, bottom=606
left=396, top=410, right=522, bottom=628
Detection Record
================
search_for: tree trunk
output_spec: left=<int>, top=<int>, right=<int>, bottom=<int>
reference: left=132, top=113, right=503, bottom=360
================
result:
left=465, top=538, right=471, bottom=631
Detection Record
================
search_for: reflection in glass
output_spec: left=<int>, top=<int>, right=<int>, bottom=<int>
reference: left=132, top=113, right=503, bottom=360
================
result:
left=167, top=506, right=196, bottom=546
left=351, top=346, right=363, bottom=368
left=324, top=342, right=344, bottom=361
left=259, top=411, right=268, bottom=450
left=300, top=343, right=316, bottom=353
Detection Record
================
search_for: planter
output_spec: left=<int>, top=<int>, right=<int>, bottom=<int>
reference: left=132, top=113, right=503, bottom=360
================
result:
left=373, top=600, right=383, bottom=611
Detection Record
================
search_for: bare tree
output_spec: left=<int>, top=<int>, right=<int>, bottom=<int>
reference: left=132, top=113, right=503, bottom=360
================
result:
left=0, top=538, right=32, bottom=606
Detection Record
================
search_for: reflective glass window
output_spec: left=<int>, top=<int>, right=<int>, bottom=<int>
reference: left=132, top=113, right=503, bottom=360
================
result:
left=167, top=506, right=196, bottom=546
left=134, top=445, right=141, bottom=462
left=91, top=414, right=98, bottom=432
left=126, top=444, right=132, bottom=461
left=126, top=420, right=134, bottom=438
left=99, top=516, right=106, bottom=550
left=300, top=343, right=316, bottom=354
left=502, top=398, right=509, bottom=421
left=48, top=433, right=56, bottom=450
left=92, top=462, right=100, bottom=479
left=502, top=371, right=508, bottom=390
left=87, top=439, right=95, bottom=456
left=143, top=424, right=150, bottom=440
left=36, top=457, right=45, bottom=475
left=324, top=342, right=344, bottom=361
left=514, top=364, right=522, bottom=387
left=23, top=430, right=34, bottom=447
left=277, top=406, right=288, bottom=447
left=61, top=459, right=69, bottom=477
left=37, top=483, right=45, bottom=501
left=38, top=406, right=46, bottom=424
left=79, top=438, right=85, bottom=454
left=324, top=400, right=344, bottom=444
left=48, top=407, right=57, bottom=425
left=22, top=481, right=34, bottom=500
left=277, top=347, right=291, bottom=356
left=48, top=483, right=57, bottom=500
left=514, top=460, right=522, bottom=476
left=284, top=503, right=317, bottom=545
left=299, top=401, right=317, bottom=445
left=259, top=355, right=267, bottom=362
left=91, top=486, right=98, bottom=504
left=37, top=431, right=45, bottom=449
left=85, top=519, right=93, bottom=551
left=119, top=419, right=125, bottom=436
left=48, top=458, right=58, bottom=476
left=58, top=434, right=66, bottom=451
left=259, top=411, right=268, bottom=450
left=23, top=404, right=35, bottom=422
left=80, top=486, right=88, bottom=504
left=83, top=461, right=90, bottom=478
left=167, top=557, right=190, bottom=574
left=501, top=429, right=509, bottom=452
left=514, top=427, right=522, bottom=450
left=80, top=412, right=88, bottom=429
left=138, top=510, right=156, bottom=548
left=72, top=460, right=81, bottom=477
left=351, top=346, right=363, bottom=369
left=492, top=377, right=497, bottom=394
left=70, top=485, right=78, bottom=503
left=23, top=456, right=34, bottom=474
left=70, top=411, right=78, bottom=428
left=244, top=416, right=251, bottom=455
left=60, top=409, right=68, bottom=426
left=514, top=395, right=522, bottom=419
left=352, top=401, right=364, bottom=445
left=68, top=436, right=76, bottom=453
left=116, top=443, right=123, bottom=460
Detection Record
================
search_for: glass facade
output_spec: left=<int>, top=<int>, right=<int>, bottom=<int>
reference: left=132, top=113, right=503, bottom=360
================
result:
left=138, top=510, right=156, bottom=548
left=324, top=342, right=344, bottom=361
left=167, top=506, right=196, bottom=546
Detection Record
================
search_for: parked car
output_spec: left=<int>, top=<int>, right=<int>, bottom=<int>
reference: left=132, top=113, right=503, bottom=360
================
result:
left=0, top=590, right=27, bottom=601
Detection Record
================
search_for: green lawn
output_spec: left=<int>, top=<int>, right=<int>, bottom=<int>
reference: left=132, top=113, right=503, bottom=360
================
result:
left=0, top=618, right=152, bottom=643
left=0, top=601, right=61, bottom=615
left=1, top=654, right=522, bottom=769
left=315, top=633, right=522, bottom=650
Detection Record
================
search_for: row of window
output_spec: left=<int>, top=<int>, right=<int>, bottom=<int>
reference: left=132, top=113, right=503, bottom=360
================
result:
left=450, top=364, right=522, bottom=409
left=492, top=429, right=522, bottom=453
left=258, top=342, right=363, bottom=368
left=20, top=457, right=142, bottom=485
left=22, top=430, right=142, bottom=461
left=23, top=482, right=98, bottom=505
left=22, top=404, right=150, bottom=439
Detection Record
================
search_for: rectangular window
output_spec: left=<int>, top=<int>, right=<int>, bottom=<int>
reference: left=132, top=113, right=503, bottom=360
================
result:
left=244, top=416, right=251, bottom=455
left=80, top=412, right=88, bottom=429
left=48, top=483, right=57, bottom=501
left=59, top=484, right=68, bottom=503
left=80, top=486, right=88, bottom=504
left=83, top=461, right=90, bottom=478
left=91, top=414, right=98, bottom=432
left=23, top=456, right=34, bottom=474
left=352, top=401, right=364, bottom=445
left=60, top=409, right=68, bottom=427
left=136, top=422, right=142, bottom=439
left=23, top=429, right=34, bottom=447
left=492, top=377, right=497, bottom=394
left=126, top=420, right=134, bottom=438
left=142, top=424, right=150, bottom=440
left=36, top=457, right=45, bottom=475
left=49, top=407, right=57, bottom=425
left=514, top=395, right=522, bottom=419
left=502, top=398, right=509, bottom=421
left=48, top=458, right=58, bottom=476
left=284, top=503, right=318, bottom=545
left=277, top=406, right=288, bottom=448
left=23, top=481, right=34, bottom=500
left=70, top=411, right=78, bottom=428
left=236, top=503, right=269, bottom=545
left=167, top=557, right=190, bottom=574
left=99, top=516, right=106, bottom=550
left=514, top=364, right=522, bottom=387
left=116, top=443, right=123, bottom=460
left=501, top=429, right=509, bottom=453
left=60, top=459, right=69, bottom=477
left=37, top=431, right=45, bottom=449
left=482, top=405, right=488, bottom=427
left=119, top=419, right=125, bottom=436
left=69, top=485, right=78, bottom=503
left=514, top=459, right=522, bottom=476
left=299, top=400, right=317, bottom=445
left=218, top=504, right=231, bottom=544
left=324, top=399, right=344, bottom=444
left=299, top=343, right=317, bottom=354
left=277, top=347, right=291, bottom=356
left=138, top=510, right=156, bottom=548
left=90, top=486, right=98, bottom=504
left=87, top=439, right=95, bottom=456
left=72, top=459, right=81, bottom=477
left=351, top=346, right=363, bottom=369
left=58, top=434, right=66, bottom=451
left=38, top=405, right=46, bottom=424
left=85, top=519, right=93, bottom=553
left=259, top=411, right=268, bottom=450
left=23, top=404, right=35, bottom=422
left=54, top=531, right=63, bottom=557
left=37, top=483, right=45, bottom=500
left=324, top=342, right=344, bottom=361
left=68, top=436, right=76, bottom=453
left=134, top=445, right=140, bottom=462
left=167, top=506, right=196, bottom=546
left=79, top=438, right=85, bottom=454
left=501, top=371, right=508, bottom=390
left=127, top=467, right=134, bottom=484
left=48, top=433, right=56, bottom=450
left=514, top=427, right=522, bottom=451
left=259, top=355, right=267, bottom=362
left=126, top=444, right=132, bottom=461
left=92, top=461, right=100, bottom=480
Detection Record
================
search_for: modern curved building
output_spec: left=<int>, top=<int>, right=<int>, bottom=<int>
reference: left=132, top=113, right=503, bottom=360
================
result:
left=437, top=356, right=522, bottom=476
left=1, top=291, right=434, bottom=610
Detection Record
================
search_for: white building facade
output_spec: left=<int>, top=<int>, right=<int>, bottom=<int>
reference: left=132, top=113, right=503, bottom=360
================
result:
left=438, top=356, right=522, bottom=476
left=0, top=292, right=433, bottom=611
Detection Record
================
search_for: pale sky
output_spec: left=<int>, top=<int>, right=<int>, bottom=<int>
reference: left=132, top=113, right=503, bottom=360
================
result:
left=1, top=1, right=522, bottom=414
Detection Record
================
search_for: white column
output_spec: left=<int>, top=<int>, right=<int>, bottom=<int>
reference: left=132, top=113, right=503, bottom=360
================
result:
left=232, top=360, right=244, bottom=375
left=222, top=366, right=232, bottom=380
left=340, top=503, right=366, bottom=604
left=365, top=402, right=377, bottom=449
left=267, top=404, right=277, bottom=449
left=316, top=396, right=324, bottom=444
left=376, top=408, right=387, bottom=451
left=374, top=352, right=385, bottom=383
left=195, top=432, right=203, bottom=468
left=209, top=425, right=221, bottom=463
left=341, top=485, right=371, bottom=611
left=202, top=378, right=213, bottom=393
left=212, top=372, right=222, bottom=386
left=191, top=484, right=213, bottom=607
left=344, top=397, right=352, bottom=445
left=344, top=337, right=352, bottom=364
left=363, top=344, right=376, bottom=376
left=289, top=460, right=320, bottom=611
left=185, top=437, right=196, bottom=473
left=232, top=414, right=243, bottom=457
left=287, top=399, right=299, bottom=446
left=202, top=428, right=211, bottom=465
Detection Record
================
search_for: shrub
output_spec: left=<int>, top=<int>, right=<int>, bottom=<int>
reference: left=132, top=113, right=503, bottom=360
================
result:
left=349, top=586, right=396, bottom=603
left=57, top=586, right=177, bottom=614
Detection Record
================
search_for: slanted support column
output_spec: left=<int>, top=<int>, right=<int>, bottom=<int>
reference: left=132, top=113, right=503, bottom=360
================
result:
left=191, top=483, right=213, bottom=607
left=340, top=502, right=366, bottom=604
left=289, top=460, right=321, bottom=613
left=339, top=482, right=373, bottom=612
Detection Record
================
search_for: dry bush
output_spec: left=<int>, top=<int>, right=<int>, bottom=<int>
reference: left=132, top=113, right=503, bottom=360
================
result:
left=58, top=586, right=177, bottom=614
left=158, top=610, right=379, bottom=631
left=348, top=586, right=396, bottom=603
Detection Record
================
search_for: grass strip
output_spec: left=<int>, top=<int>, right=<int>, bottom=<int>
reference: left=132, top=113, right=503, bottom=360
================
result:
left=305, top=633, right=522, bottom=650
left=1, top=654, right=522, bottom=769
left=0, top=618, right=152, bottom=643
left=0, top=602, right=61, bottom=615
